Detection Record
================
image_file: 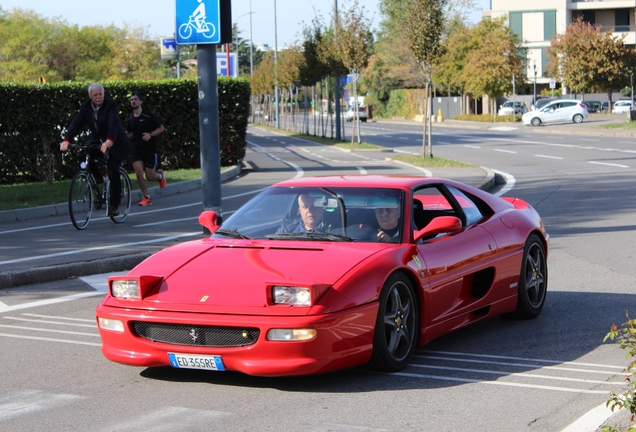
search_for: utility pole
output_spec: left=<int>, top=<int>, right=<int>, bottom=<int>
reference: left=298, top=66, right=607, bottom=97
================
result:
left=274, top=0, right=279, bottom=129
left=334, top=0, right=341, bottom=140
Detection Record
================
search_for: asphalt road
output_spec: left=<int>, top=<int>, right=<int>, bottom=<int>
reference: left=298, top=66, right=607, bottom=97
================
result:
left=1, top=114, right=635, bottom=431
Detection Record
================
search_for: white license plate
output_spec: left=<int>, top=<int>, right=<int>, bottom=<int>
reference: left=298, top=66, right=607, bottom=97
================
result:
left=168, top=353, right=225, bottom=371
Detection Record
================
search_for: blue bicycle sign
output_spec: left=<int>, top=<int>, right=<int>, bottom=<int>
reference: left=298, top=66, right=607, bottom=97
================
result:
left=175, top=0, right=221, bottom=44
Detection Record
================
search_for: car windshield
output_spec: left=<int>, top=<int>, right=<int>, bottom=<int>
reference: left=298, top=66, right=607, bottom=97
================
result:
left=215, top=186, right=405, bottom=243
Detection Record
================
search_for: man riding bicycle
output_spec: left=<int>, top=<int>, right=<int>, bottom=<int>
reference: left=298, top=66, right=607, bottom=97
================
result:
left=60, top=83, right=131, bottom=217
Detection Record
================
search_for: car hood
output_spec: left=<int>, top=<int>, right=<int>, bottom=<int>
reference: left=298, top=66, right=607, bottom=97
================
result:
left=123, top=239, right=384, bottom=311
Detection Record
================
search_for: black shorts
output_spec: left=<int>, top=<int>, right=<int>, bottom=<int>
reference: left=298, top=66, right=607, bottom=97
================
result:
left=133, top=148, right=158, bottom=170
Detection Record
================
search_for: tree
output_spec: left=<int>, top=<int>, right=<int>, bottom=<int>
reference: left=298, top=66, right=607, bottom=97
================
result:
left=547, top=18, right=636, bottom=108
left=403, top=0, right=448, bottom=158
left=331, top=0, right=374, bottom=144
left=106, top=23, right=166, bottom=81
left=461, top=17, right=526, bottom=120
left=433, top=22, right=472, bottom=113
left=0, top=7, right=168, bottom=83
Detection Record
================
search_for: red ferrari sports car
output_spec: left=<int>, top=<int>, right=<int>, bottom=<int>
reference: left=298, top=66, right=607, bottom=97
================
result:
left=96, top=175, right=548, bottom=376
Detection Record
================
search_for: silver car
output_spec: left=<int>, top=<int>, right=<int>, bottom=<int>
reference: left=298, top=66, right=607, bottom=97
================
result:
left=522, top=99, right=589, bottom=126
left=498, top=101, right=527, bottom=115
left=611, top=100, right=634, bottom=114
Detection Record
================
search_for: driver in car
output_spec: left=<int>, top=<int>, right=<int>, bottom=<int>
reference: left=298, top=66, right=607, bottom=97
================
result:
left=375, top=206, right=401, bottom=242
left=276, top=194, right=328, bottom=233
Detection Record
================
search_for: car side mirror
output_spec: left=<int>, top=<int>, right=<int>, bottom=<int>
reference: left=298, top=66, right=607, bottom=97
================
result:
left=413, top=216, right=462, bottom=242
left=198, top=211, right=220, bottom=234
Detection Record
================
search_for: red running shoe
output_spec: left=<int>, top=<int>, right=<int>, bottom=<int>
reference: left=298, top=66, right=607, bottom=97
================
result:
left=158, top=169, right=167, bottom=189
left=138, top=197, right=152, bottom=206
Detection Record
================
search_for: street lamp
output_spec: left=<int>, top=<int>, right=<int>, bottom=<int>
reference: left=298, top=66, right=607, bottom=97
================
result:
left=249, top=0, right=254, bottom=76
left=631, top=72, right=634, bottom=111
left=274, top=0, right=279, bottom=129
left=235, top=11, right=255, bottom=75
left=532, top=60, right=537, bottom=109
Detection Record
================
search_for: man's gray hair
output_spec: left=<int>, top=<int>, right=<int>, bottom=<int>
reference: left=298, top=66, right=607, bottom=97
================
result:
left=88, top=83, right=104, bottom=95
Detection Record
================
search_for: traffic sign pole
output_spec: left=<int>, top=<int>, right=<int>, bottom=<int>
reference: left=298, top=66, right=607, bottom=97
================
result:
left=197, top=44, right=222, bottom=222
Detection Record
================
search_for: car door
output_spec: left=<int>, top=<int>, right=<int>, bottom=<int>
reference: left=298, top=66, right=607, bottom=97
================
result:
left=558, top=101, right=578, bottom=121
left=412, top=184, right=499, bottom=326
left=539, top=102, right=558, bottom=123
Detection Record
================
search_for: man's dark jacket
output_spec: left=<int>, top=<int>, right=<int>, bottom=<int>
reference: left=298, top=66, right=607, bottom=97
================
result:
left=64, top=97, right=131, bottom=159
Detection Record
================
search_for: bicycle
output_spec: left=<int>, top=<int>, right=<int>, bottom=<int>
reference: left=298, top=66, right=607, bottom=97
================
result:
left=68, top=142, right=132, bottom=230
left=178, top=17, right=216, bottom=40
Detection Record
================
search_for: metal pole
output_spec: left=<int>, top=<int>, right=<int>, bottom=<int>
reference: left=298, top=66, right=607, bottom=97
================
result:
left=533, top=62, right=537, bottom=109
left=512, top=76, right=516, bottom=122
left=274, top=0, right=279, bottom=129
left=249, top=0, right=254, bottom=76
left=334, top=0, right=341, bottom=140
left=631, top=73, right=634, bottom=110
left=197, top=44, right=222, bottom=223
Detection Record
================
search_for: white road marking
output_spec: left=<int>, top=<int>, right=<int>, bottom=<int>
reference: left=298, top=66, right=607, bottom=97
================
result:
left=4, top=316, right=96, bottom=328
left=494, top=149, right=517, bottom=154
left=0, top=332, right=101, bottom=346
left=535, top=154, right=564, bottom=160
left=0, top=390, right=82, bottom=421
left=0, top=291, right=103, bottom=314
left=99, top=406, right=231, bottom=432
left=410, top=363, right=623, bottom=385
left=0, top=232, right=200, bottom=266
left=426, top=350, right=625, bottom=369
left=0, top=324, right=99, bottom=337
left=560, top=402, right=620, bottom=432
left=464, top=145, right=481, bottom=148
left=418, top=354, right=622, bottom=375
left=391, top=371, right=608, bottom=394
left=588, top=161, right=629, bottom=168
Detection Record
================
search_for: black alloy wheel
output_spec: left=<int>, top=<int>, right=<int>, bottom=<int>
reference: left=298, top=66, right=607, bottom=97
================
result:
left=367, top=273, right=419, bottom=372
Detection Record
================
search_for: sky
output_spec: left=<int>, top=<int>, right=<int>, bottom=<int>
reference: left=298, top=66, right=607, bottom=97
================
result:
left=0, top=0, right=491, bottom=48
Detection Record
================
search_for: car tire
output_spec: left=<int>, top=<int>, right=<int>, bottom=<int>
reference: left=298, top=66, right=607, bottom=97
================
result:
left=573, top=114, right=583, bottom=123
left=509, top=234, right=547, bottom=319
left=367, top=272, right=419, bottom=372
left=531, top=118, right=541, bottom=127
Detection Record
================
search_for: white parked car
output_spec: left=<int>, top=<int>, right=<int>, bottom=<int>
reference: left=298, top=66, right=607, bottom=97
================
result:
left=522, top=99, right=589, bottom=126
left=611, top=100, right=634, bottom=114
left=498, top=101, right=527, bottom=115
left=344, top=106, right=368, bottom=122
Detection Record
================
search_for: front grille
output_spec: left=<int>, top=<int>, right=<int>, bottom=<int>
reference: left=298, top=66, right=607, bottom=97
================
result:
left=132, top=322, right=259, bottom=347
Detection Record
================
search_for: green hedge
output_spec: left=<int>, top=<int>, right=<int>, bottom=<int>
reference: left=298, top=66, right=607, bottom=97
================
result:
left=0, top=78, right=250, bottom=185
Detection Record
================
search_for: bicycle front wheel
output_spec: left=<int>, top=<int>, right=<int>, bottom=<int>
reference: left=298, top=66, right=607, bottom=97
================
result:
left=69, top=172, right=93, bottom=230
left=108, top=168, right=132, bottom=224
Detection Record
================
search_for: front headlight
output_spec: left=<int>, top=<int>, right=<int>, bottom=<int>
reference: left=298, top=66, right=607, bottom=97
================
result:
left=267, top=328, right=317, bottom=341
left=111, top=279, right=141, bottom=299
left=98, top=317, right=124, bottom=333
left=108, top=275, right=163, bottom=300
left=272, top=286, right=311, bottom=306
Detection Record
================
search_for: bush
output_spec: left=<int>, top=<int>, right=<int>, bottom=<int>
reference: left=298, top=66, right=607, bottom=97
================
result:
left=603, top=314, right=636, bottom=432
left=0, top=78, right=250, bottom=185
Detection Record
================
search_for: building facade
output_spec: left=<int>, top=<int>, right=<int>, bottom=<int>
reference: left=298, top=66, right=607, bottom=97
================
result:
left=485, top=0, right=635, bottom=87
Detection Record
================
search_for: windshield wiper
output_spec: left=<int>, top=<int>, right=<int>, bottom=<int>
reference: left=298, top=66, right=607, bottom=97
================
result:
left=266, top=232, right=353, bottom=242
left=214, top=229, right=251, bottom=239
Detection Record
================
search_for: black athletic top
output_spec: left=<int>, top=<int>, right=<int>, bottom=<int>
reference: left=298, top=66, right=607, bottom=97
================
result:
left=126, top=110, right=163, bottom=152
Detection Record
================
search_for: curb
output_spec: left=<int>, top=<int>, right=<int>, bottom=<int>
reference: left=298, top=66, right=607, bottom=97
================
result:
left=0, top=252, right=153, bottom=289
